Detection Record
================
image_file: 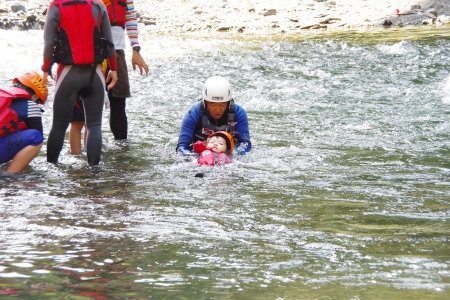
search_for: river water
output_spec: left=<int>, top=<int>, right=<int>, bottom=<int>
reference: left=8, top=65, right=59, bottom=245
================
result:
left=0, top=25, right=450, bottom=299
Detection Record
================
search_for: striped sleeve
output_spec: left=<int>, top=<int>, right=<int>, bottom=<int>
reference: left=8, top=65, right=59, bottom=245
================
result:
left=125, top=0, right=139, bottom=47
left=27, top=101, right=43, bottom=118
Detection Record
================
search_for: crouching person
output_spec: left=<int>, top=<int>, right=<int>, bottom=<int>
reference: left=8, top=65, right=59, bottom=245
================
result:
left=0, top=71, right=47, bottom=174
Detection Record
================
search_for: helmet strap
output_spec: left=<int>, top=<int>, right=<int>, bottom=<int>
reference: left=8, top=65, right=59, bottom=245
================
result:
left=31, top=94, right=41, bottom=103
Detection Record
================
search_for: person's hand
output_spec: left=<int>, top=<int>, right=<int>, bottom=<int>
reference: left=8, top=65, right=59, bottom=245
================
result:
left=193, top=140, right=207, bottom=153
left=106, top=70, right=118, bottom=90
left=178, top=148, right=195, bottom=156
left=236, top=148, right=246, bottom=155
left=42, top=71, right=53, bottom=86
left=235, top=145, right=247, bottom=155
left=43, top=62, right=56, bottom=86
left=131, top=51, right=149, bottom=75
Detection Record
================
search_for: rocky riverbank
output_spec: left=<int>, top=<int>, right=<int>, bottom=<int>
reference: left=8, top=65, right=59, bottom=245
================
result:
left=1, top=0, right=450, bottom=33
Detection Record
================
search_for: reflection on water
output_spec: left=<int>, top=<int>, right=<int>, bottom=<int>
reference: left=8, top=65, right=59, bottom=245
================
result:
left=1, top=25, right=450, bottom=298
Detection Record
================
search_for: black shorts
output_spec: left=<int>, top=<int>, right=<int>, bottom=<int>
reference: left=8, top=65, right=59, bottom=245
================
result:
left=71, top=98, right=85, bottom=122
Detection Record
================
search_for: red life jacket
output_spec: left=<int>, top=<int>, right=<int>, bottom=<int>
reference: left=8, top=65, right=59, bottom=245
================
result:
left=53, top=0, right=110, bottom=65
left=198, top=150, right=232, bottom=166
left=104, top=0, right=127, bottom=29
left=0, top=87, right=30, bottom=149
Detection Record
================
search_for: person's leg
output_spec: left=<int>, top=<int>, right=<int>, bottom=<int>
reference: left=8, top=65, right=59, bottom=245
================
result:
left=69, top=121, right=86, bottom=154
left=7, top=144, right=43, bottom=174
left=69, top=97, right=86, bottom=154
left=108, top=49, right=130, bottom=140
left=47, top=65, right=81, bottom=163
left=109, top=95, right=127, bottom=139
left=83, top=66, right=106, bottom=165
left=0, top=129, right=44, bottom=174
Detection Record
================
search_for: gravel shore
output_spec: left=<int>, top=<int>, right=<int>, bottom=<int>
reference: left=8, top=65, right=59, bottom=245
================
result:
left=1, top=0, right=449, bottom=33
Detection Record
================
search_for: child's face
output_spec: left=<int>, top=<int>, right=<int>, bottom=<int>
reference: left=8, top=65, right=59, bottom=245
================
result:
left=207, top=136, right=227, bottom=153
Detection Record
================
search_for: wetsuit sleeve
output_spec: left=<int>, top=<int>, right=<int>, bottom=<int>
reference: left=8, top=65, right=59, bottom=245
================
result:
left=99, top=5, right=117, bottom=71
left=193, top=141, right=207, bottom=153
left=42, top=1, right=59, bottom=72
left=25, top=102, right=43, bottom=134
left=176, top=103, right=202, bottom=155
left=234, top=104, right=252, bottom=154
left=25, top=117, right=44, bottom=134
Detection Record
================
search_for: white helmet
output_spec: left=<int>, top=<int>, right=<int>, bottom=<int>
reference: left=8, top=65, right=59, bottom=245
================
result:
left=202, top=76, right=232, bottom=103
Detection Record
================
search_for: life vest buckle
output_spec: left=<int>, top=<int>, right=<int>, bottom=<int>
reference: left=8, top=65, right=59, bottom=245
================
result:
left=54, top=39, right=63, bottom=47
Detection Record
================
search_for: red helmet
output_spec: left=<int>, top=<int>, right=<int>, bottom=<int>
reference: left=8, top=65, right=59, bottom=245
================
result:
left=13, top=71, right=48, bottom=104
left=209, top=131, right=234, bottom=154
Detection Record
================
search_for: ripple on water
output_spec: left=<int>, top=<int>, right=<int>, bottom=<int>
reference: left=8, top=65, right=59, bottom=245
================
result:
left=1, top=26, right=450, bottom=297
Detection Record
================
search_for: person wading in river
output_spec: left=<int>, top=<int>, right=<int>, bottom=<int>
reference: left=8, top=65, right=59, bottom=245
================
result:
left=42, top=0, right=118, bottom=166
left=102, top=0, right=149, bottom=140
left=176, top=76, right=251, bottom=156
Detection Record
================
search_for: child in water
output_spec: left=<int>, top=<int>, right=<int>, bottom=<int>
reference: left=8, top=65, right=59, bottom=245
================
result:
left=193, top=131, right=233, bottom=165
